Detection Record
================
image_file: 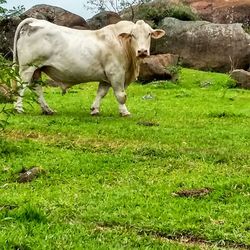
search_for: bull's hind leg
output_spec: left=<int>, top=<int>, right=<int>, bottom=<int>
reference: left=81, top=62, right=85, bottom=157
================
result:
left=90, top=81, right=110, bottom=115
left=14, top=83, right=27, bottom=113
left=31, top=69, right=55, bottom=115
left=15, top=66, right=54, bottom=115
left=14, top=66, right=35, bottom=113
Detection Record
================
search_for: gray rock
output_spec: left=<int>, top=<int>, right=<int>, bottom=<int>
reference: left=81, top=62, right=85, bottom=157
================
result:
left=21, top=4, right=89, bottom=29
left=88, top=11, right=121, bottom=30
left=231, top=69, right=250, bottom=89
left=151, top=17, right=250, bottom=72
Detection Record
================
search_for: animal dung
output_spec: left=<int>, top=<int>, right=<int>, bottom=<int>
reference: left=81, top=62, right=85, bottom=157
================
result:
left=17, top=166, right=46, bottom=183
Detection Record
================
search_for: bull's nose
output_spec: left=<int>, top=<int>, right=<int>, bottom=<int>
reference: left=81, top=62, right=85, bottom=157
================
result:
left=137, top=49, right=148, bottom=57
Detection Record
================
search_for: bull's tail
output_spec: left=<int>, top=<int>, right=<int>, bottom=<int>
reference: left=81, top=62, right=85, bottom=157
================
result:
left=12, top=18, right=35, bottom=91
left=13, top=18, right=35, bottom=65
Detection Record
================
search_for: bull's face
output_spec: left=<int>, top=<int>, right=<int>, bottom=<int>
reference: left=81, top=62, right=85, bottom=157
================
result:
left=119, top=20, right=165, bottom=58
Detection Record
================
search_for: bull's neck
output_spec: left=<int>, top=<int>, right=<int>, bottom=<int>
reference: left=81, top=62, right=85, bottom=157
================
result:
left=127, top=47, right=140, bottom=85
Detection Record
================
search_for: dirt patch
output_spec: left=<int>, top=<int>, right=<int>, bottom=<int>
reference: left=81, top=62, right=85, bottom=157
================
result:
left=5, top=130, right=141, bottom=152
left=141, top=229, right=250, bottom=250
left=172, top=187, right=213, bottom=197
left=137, top=121, right=160, bottom=127
left=95, top=222, right=250, bottom=249
left=208, top=111, right=246, bottom=118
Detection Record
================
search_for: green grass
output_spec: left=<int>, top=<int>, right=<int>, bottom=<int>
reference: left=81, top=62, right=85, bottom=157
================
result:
left=0, top=68, right=250, bottom=249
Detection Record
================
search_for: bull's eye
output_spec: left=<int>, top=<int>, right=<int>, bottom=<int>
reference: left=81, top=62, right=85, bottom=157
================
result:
left=148, top=33, right=151, bottom=37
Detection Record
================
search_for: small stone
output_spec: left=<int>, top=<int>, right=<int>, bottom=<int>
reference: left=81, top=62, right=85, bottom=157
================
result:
left=231, top=69, right=250, bottom=89
left=142, top=94, right=154, bottom=100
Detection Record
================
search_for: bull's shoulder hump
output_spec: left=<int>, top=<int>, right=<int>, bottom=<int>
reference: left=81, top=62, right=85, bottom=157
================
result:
left=101, top=20, right=134, bottom=32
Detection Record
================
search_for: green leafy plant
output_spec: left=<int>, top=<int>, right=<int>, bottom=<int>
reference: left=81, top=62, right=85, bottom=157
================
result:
left=165, top=65, right=181, bottom=76
left=0, top=0, right=24, bottom=19
left=0, top=0, right=6, bottom=16
left=0, top=55, right=21, bottom=129
left=85, top=0, right=151, bottom=13
left=243, top=24, right=250, bottom=34
left=136, top=3, right=199, bottom=26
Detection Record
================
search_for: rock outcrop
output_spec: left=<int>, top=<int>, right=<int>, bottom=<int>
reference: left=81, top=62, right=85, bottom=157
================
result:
left=21, top=4, right=89, bottom=29
left=184, top=0, right=250, bottom=26
left=151, top=17, right=250, bottom=72
left=88, top=11, right=121, bottom=29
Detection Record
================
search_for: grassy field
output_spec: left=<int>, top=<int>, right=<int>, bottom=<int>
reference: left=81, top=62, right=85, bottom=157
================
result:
left=0, top=68, right=250, bottom=249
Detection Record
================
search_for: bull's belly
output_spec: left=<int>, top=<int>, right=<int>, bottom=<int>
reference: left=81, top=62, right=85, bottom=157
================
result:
left=42, top=65, right=107, bottom=85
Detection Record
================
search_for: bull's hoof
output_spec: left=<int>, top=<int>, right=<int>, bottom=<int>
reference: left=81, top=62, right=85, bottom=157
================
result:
left=15, top=108, right=24, bottom=114
left=120, top=111, right=131, bottom=117
left=42, top=109, right=55, bottom=115
left=90, top=108, right=100, bottom=116
left=14, top=103, right=24, bottom=114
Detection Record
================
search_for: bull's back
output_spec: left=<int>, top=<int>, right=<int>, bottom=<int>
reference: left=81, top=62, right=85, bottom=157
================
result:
left=16, top=19, right=124, bottom=84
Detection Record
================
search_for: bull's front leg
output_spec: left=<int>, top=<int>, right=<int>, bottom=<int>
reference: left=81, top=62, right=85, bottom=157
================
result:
left=107, top=69, right=130, bottom=116
left=91, top=81, right=110, bottom=115
left=112, top=86, right=130, bottom=117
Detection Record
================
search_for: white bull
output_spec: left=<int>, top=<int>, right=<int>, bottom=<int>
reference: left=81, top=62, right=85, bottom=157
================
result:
left=13, top=18, right=165, bottom=116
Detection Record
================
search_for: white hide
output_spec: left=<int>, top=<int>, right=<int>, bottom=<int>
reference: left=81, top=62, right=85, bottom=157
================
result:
left=13, top=18, right=165, bottom=116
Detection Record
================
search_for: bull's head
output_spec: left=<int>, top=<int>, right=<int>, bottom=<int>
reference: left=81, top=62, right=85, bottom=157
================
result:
left=119, top=20, right=165, bottom=58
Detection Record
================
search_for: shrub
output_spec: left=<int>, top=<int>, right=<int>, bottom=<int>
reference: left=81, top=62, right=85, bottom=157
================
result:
left=243, top=24, right=250, bottom=34
left=0, top=55, right=20, bottom=128
left=0, top=0, right=24, bottom=19
left=136, top=2, right=199, bottom=26
left=0, top=54, right=19, bottom=100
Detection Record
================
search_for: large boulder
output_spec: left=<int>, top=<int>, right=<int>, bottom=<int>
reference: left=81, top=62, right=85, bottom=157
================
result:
left=138, top=54, right=179, bottom=83
left=21, top=4, right=89, bottom=29
left=151, top=17, right=250, bottom=72
left=231, top=69, right=250, bottom=89
left=87, top=11, right=121, bottom=30
left=184, top=0, right=250, bottom=26
left=0, top=4, right=89, bottom=59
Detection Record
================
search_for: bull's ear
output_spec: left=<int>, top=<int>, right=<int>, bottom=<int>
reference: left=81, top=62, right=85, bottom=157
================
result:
left=151, top=29, right=165, bottom=39
left=118, top=33, right=131, bottom=40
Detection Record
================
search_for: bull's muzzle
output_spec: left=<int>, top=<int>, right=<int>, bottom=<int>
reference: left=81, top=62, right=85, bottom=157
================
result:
left=137, top=49, right=149, bottom=58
